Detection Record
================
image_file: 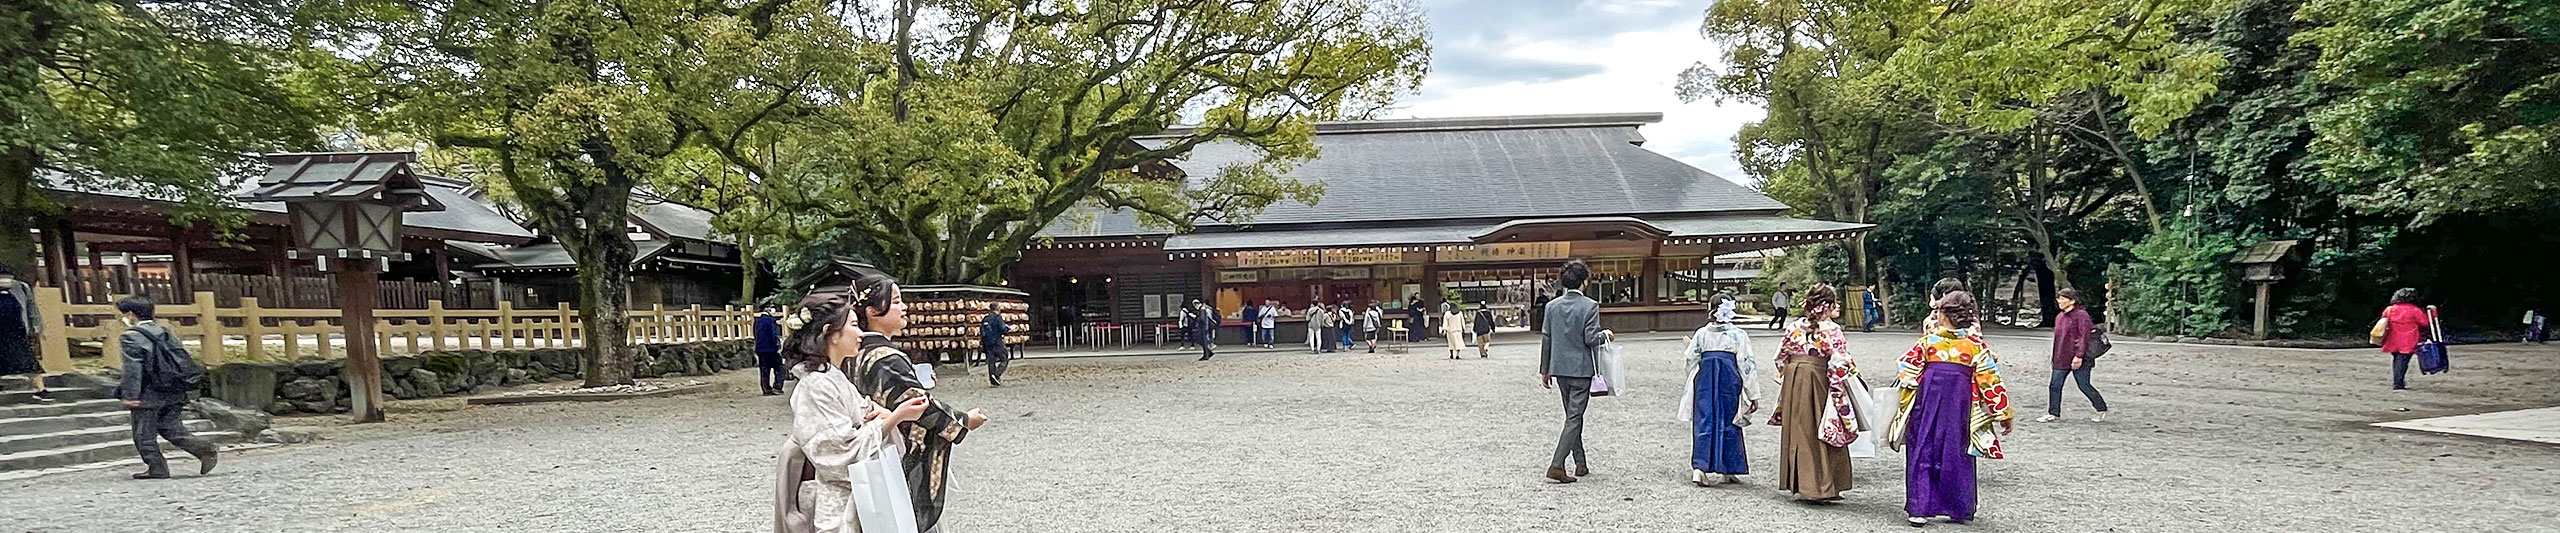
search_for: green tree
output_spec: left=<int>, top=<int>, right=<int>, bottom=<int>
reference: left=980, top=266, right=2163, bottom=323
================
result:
left=727, top=0, right=1430, bottom=284
left=2299, top=0, right=2560, bottom=222
left=334, top=0, right=863, bottom=386
left=1, top=1, right=326, bottom=275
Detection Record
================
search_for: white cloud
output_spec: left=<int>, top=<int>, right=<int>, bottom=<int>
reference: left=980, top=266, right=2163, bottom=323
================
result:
left=1398, top=1, right=1764, bottom=187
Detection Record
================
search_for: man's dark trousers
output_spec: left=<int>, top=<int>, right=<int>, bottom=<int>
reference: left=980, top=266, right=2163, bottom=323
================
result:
left=1551, top=376, right=1591, bottom=470
left=985, top=346, right=1010, bottom=384
left=131, top=403, right=210, bottom=476
left=756, top=352, right=786, bottom=392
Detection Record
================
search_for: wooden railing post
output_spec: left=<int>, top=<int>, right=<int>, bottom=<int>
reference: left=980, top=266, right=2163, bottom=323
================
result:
left=425, top=299, right=449, bottom=351
left=556, top=303, right=574, bottom=348
left=192, top=291, right=226, bottom=367
left=496, top=300, right=517, bottom=349
left=650, top=303, right=667, bottom=344
left=686, top=304, right=703, bottom=343
left=35, top=286, right=74, bottom=372
left=239, top=297, right=268, bottom=361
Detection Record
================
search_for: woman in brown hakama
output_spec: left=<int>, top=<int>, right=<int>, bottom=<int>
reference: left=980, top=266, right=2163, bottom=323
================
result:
left=1774, top=284, right=1856, bottom=501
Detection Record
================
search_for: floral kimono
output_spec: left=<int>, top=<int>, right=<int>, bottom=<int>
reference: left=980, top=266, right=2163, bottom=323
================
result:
left=780, top=365, right=901, bottom=533
left=1892, top=329, right=2014, bottom=458
left=1776, top=319, right=1862, bottom=446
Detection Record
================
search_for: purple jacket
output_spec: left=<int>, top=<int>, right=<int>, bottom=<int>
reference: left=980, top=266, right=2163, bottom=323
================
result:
left=2051, top=307, right=2092, bottom=370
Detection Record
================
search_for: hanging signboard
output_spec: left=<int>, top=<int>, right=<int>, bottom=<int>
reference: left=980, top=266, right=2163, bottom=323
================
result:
left=1218, top=270, right=1262, bottom=283
left=1323, top=267, right=1372, bottom=280
left=1237, top=250, right=1320, bottom=268
left=1321, top=250, right=1407, bottom=265
left=1372, top=265, right=1422, bottom=280
left=1436, top=242, right=1573, bottom=263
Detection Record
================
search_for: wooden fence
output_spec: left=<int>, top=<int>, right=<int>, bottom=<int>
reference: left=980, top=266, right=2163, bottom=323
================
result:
left=31, top=286, right=755, bottom=371
left=54, top=271, right=499, bottom=309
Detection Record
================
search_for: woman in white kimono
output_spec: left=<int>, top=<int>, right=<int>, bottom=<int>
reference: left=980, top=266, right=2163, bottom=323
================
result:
left=1680, top=295, right=1761, bottom=485
left=1440, top=307, right=1467, bottom=359
left=778, top=303, right=932, bottom=533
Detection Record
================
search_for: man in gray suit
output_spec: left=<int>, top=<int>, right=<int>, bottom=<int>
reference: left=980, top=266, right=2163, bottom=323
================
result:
left=1538, top=260, right=1614, bottom=483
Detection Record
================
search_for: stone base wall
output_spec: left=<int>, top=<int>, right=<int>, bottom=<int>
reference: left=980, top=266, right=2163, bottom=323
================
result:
left=203, top=341, right=756, bottom=415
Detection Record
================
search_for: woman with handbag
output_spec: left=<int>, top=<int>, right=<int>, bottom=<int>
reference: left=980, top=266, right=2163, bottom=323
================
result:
left=1772, top=284, right=1858, bottom=502
left=2376, top=288, right=2435, bottom=390
left=1889, top=290, right=2015, bottom=528
left=2037, top=288, right=2108, bottom=423
left=1680, top=294, right=1761, bottom=486
left=778, top=301, right=934, bottom=533
left=842, top=275, right=990, bottom=533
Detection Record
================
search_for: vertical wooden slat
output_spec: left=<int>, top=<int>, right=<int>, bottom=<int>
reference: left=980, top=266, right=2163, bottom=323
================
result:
left=556, top=303, right=574, bottom=348
left=240, top=297, right=268, bottom=361
left=35, top=286, right=74, bottom=372
left=193, top=291, right=225, bottom=366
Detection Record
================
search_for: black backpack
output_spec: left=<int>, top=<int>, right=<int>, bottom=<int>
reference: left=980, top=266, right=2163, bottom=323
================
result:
left=135, top=327, right=204, bottom=394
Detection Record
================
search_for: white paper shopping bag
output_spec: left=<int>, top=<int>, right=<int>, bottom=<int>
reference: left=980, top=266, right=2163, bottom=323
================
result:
left=848, top=453, right=919, bottom=533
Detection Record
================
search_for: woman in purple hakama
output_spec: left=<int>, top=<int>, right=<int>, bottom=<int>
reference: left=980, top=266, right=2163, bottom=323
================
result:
left=1890, top=290, right=2014, bottom=528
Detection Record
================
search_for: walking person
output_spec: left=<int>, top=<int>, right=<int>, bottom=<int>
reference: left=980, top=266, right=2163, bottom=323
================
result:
left=982, top=301, right=1012, bottom=384
left=1769, top=282, right=1794, bottom=330
left=1681, top=294, right=1761, bottom=486
left=112, top=296, right=218, bottom=479
left=1334, top=302, right=1355, bottom=351
left=1258, top=300, right=1280, bottom=348
left=775, top=299, right=932, bottom=533
left=1363, top=301, right=1383, bottom=354
left=1891, top=289, right=2016, bottom=527
left=1473, top=302, right=1496, bottom=358
left=1240, top=300, right=1260, bottom=351
left=1406, top=297, right=1430, bottom=343
left=755, top=305, right=787, bottom=395
left=1309, top=302, right=1334, bottom=353
left=835, top=275, right=989, bottom=533
left=2377, top=288, right=2435, bottom=390
left=1537, top=260, right=1615, bottom=483
left=2037, top=289, right=2107, bottom=423
left=1191, top=299, right=1218, bottom=361
left=0, top=266, right=53, bottom=402
left=2524, top=309, right=2546, bottom=344
left=1773, top=284, right=1857, bottom=502
left=1441, top=304, right=1466, bottom=359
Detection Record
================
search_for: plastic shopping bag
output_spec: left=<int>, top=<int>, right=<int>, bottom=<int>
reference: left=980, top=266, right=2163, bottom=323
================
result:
left=1844, top=379, right=1893, bottom=458
left=849, top=451, right=920, bottom=533
left=1593, top=344, right=1630, bottom=396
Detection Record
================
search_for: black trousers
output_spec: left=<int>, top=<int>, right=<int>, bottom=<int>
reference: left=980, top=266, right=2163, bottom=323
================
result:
left=1770, top=307, right=1790, bottom=329
left=756, top=352, right=786, bottom=392
left=131, top=403, right=206, bottom=475
left=1551, top=376, right=1592, bottom=469
left=985, top=347, right=1009, bottom=382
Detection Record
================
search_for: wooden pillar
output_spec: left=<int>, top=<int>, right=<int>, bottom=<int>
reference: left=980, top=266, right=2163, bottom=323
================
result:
left=1702, top=243, right=1719, bottom=297
left=339, top=266, right=387, bottom=423
left=42, top=221, right=72, bottom=287
left=432, top=245, right=452, bottom=285
left=2253, top=282, right=2272, bottom=340
left=85, top=243, right=106, bottom=301
left=1640, top=240, right=1664, bottom=306
left=169, top=229, right=194, bottom=297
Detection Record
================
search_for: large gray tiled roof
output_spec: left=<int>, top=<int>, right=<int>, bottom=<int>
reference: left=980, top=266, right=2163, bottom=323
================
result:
left=1037, top=113, right=1791, bottom=239
left=1162, top=215, right=1873, bottom=252
left=474, top=240, right=674, bottom=271
left=630, top=200, right=722, bottom=243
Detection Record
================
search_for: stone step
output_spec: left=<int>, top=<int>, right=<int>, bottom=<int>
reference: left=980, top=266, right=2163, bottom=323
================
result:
left=0, top=387, right=112, bottom=405
left=0, top=410, right=135, bottom=435
left=0, top=419, right=215, bottom=456
left=0, top=431, right=243, bottom=473
left=0, top=374, right=74, bottom=390
left=0, top=399, right=128, bottom=420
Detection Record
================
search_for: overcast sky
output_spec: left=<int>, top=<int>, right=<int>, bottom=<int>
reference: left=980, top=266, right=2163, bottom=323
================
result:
left=1391, top=0, right=1762, bottom=187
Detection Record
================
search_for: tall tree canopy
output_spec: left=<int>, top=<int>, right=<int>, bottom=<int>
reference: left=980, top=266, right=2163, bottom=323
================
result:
left=729, top=0, right=1431, bottom=284
left=2299, top=0, right=2560, bottom=222
left=327, top=0, right=867, bottom=386
left=1, top=1, right=327, bottom=275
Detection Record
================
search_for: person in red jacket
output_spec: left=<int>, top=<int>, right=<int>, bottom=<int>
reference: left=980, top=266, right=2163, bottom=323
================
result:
left=2037, top=289, right=2107, bottom=423
left=2378, top=288, right=2436, bottom=390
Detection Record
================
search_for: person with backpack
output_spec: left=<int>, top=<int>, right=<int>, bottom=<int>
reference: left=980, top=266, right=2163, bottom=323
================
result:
left=113, top=296, right=218, bottom=479
left=1472, top=302, right=1496, bottom=358
left=2036, top=288, right=2108, bottom=423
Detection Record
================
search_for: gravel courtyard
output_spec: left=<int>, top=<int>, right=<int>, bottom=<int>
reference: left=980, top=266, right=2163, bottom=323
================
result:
left=6, top=330, right=2556, bottom=532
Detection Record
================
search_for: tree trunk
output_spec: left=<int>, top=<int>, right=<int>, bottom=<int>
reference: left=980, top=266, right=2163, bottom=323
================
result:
left=572, top=224, right=637, bottom=387
left=737, top=233, right=757, bottom=304
left=2031, top=251, right=2060, bottom=327
left=0, top=146, right=41, bottom=278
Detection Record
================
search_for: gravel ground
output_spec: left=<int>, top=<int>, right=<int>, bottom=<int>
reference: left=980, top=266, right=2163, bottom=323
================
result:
left=5, top=331, right=2556, bottom=532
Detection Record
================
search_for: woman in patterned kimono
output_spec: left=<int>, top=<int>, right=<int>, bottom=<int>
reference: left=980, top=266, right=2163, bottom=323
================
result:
left=1679, top=294, right=1760, bottom=485
left=1890, top=290, right=2015, bottom=527
left=844, top=274, right=989, bottom=533
left=778, top=302, right=932, bottom=533
left=1772, top=284, right=1857, bottom=502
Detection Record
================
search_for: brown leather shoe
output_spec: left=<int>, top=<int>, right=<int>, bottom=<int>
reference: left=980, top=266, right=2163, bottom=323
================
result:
left=1545, top=467, right=1577, bottom=483
left=1574, top=464, right=1590, bottom=477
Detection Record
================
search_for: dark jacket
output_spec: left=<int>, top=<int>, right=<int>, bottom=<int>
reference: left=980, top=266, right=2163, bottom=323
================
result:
left=115, top=322, right=193, bottom=409
left=1473, top=309, right=1496, bottom=335
left=753, top=315, right=783, bottom=354
left=1538, top=290, right=1609, bottom=378
left=980, top=312, right=1008, bottom=352
left=2051, top=307, right=2092, bottom=369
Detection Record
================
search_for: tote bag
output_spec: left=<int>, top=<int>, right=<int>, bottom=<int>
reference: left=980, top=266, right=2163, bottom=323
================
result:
left=1844, top=380, right=1893, bottom=458
left=848, top=451, right=920, bottom=533
left=2418, top=308, right=2450, bottom=375
left=1589, top=344, right=1629, bottom=397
